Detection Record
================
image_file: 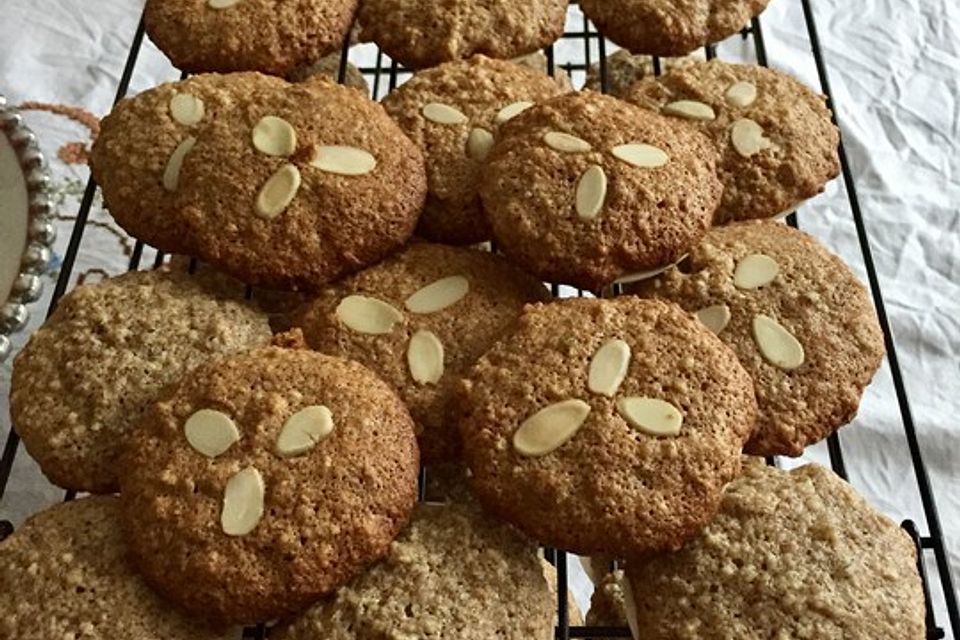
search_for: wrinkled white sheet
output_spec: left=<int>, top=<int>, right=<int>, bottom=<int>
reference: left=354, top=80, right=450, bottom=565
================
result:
left=1, top=0, right=957, bottom=632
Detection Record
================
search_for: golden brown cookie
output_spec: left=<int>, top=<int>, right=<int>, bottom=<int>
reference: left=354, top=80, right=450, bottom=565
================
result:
left=624, top=463, right=925, bottom=639
left=93, top=74, right=426, bottom=292
left=357, top=0, right=568, bottom=69
left=581, top=0, right=771, bottom=56
left=177, top=76, right=426, bottom=291
left=119, top=344, right=420, bottom=624
left=9, top=267, right=271, bottom=494
left=144, top=0, right=359, bottom=76
left=382, top=55, right=569, bottom=245
left=631, top=221, right=884, bottom=456
left=627, top=60, right=840, bottom=223
left=0, top=497, right=231, bottom=640
left=583, top=49, right=700, bottom=98
left=272, top=501, right=554, bottom=639
left=479, top=91, right=722, bottom=290
left=293, top=242, right=549, bottom=461
left=91, top=72, right=286, bottom=253
left=458, top=297, right=757, bottom=557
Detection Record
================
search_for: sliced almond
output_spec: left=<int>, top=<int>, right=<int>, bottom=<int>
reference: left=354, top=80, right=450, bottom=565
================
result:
left=221, top=467, right=264, bottom=536
left=466, top=127, right=494, bottom=161
left=162, top=136, right=196, bottom=192
left=611, top=144, right=669, bottom=168
left=543, top=131, right=592, bottom=153
left=620, top=573, right=641, bottom=640
left=252, top=115, right=297, bottom=157
left=209, top=0, right=242, bottom=7
left=495, top=101, right=533, bottom=124
left=169, top=93, right=205, bottom=126
left=726, top=81, right=758, bottom=107
left=276, top=405, right=334, bottom=458
left=575, top=164, right=607, bottom=221
left=513, top=399, right=591, bottom=457
left=184, top=409, right=240, bottom=458
left=662, top=100, right=716, bottom=121
left=588, top=339, right=631, bottom=397
left=422, top=102, right=468, bottom=125
left=335, top=295, right=403, bottom=334
left=734, top=254, right=779, bottom=289
left=311, top=146, right=376, bottom=176
left=404, top=275, right=469, bottom=314
left=752, top=314, right=805, bottom=370
left=407, top=330, right=444, bottom=384
left=695, top=305, right=731, bottom=334
left=255, top=163, right=300, bottom=219
left=730, top=118, right=772, bottom=157
left=617, top=397, right=683, bottom=437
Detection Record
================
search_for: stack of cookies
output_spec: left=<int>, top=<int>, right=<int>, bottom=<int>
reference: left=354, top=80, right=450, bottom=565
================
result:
left=2, top=3, right=926, bottom=639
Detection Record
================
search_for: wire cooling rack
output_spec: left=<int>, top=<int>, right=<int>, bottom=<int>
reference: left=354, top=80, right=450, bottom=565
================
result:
left=0, top=1, right=957, bottom=639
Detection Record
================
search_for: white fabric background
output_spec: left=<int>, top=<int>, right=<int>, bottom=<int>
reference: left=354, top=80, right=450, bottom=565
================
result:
left=0, top=0, right=957, bottom=633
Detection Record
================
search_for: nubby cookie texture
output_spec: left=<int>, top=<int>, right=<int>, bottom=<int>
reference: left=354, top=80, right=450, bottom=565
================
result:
left=7, top=2, right=915, bottom=633
left=357, top=0, right=568, bottom=69
left=119, top=345, right=419, bottom=624
left=144, top=0, right=360, bottom=75
left=458, top=297, right=757, bottom=557
left=91, top=73, right=426, bottom=292
left=627, top=60, right=840, bottom=223
left=293, top=242, right=549, bottom=462
left=9, top=268, right=271, bottom=494
left=624, top=463, right=926, bottom=639
left=581, top=0, right=772, bottom=56
left=273, top=501, right=556, bottom=639
left=0, top=497, right=231, bottom=640
left=632, top=221, right=884, bottom=456
left=480, top=91, right=723, bottom=290
left=382, top=55, right=569, bottom=245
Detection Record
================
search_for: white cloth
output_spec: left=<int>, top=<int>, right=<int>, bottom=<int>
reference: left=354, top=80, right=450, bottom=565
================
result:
left=1, top=0, right=957, bottom=631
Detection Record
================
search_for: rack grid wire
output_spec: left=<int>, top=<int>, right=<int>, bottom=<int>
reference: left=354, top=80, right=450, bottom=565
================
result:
left=0, top=2, right=957, bottom=639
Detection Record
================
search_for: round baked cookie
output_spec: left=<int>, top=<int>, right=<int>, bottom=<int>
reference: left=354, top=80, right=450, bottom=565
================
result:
left=583, top=49, right=700, bottom=98
left=457, top=297, right=757, bottom=557
left=627, top=60, right=840, bottom=223
left=10, top=267, right=271, bottom=494
left=176, top=76, right=426, bottom=291
left=624, top=463, right=926, bottom=639
left=631, top=221, right=884, bottom=456
left=580, top=0, right=771, bottom=56
left=143, top=0, right=358, bottom=76
left=0, top=497, right=231, bottom=640
left=93, top=74, right=426, bottom=291
left=91, top=72, right=287, bottom=253
left=382, top=55, right=569, bottom=245
left=480, top=91, right=722, bottom=290
left=119, top=343, right=420, bottom=625
left=271, top=501, right=554, bottom=639
left=356, top=0, right=568, bottom=69
left=293, top=242, right=550, bottom=461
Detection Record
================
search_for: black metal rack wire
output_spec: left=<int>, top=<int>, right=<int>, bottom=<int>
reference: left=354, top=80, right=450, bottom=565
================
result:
left=0, top=2, right=956, bottom=639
